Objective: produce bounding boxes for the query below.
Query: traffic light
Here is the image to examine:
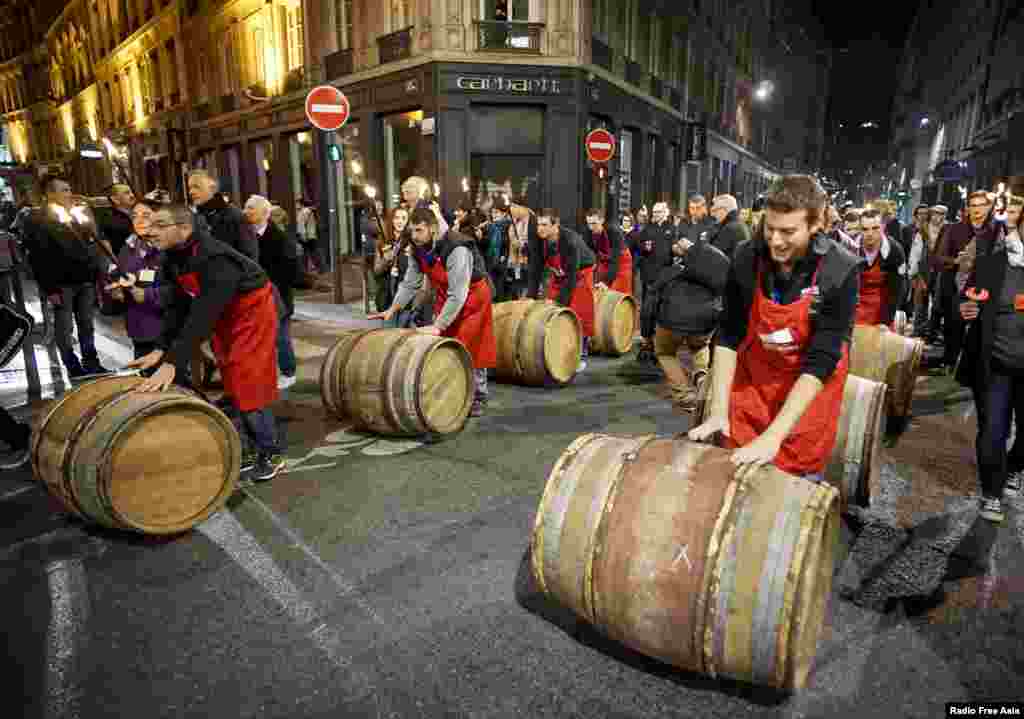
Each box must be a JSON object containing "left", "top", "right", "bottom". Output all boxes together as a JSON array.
[
  {"left": 328, "top": 144, "right": 341, "bottom": 163},
  {"left": 594, "top": 164, "right": 608, "bottom": 180}
]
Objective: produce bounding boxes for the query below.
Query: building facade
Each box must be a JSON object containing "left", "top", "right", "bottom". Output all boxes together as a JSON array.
[
  {"left": 2, "top": 0, "right": 832, "bottom": 253},
  {"left": 890, "top": 0, "right": 1024, "bottom": 220}
]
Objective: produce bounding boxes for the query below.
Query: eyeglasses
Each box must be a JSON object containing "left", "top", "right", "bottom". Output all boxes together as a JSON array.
[
  {"left": 968, "top": 202, "right": 991, "bottom": 209},
  {"left": 149, "top": 221, "right": 182, "bottom": 230}
]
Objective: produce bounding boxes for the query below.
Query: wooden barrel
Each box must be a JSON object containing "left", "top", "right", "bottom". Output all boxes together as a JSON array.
[
  {"left": 32, "top": 376, "right": 240, "bottom": 535},
  {"left": 698, "top": 373, "right": 884, "bottom": 512},
  {"left": 492, "top": 299, "right": 581, "bottom": 386},
  {"left": 823, "top": 375, "right": 886, "bottom": 510},
  {"left": 849, "top": 324, "right": 924, "bottom": 419},
  {"left": 532, "top": 434, "right": 839, "bottom": 690},
  {"left": 591, "top": 288, "right": 638, "bottom": 356},
  {"left": 320, "top": 328, "right": 474, "bottom": 436}
]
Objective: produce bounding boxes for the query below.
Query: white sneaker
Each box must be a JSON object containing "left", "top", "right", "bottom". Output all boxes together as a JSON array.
[
  {"left": 277, "top": 374, "right": 298, "bottom": 390},
  {"left": 1005, "top": 471, "right": 1023, "bottom": 497},
  {"left": 576, "top": 360, "right": 587, "bottom": 373}
]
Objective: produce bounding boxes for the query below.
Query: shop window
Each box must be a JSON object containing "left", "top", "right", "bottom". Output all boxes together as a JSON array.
[
  {"left": 471, "top": 105, "right": 543, "bottom": 155},
  {"left": 253, "top": 139, "right": 275, "bottom": 198},
  {"left": 382, "top": 110, "right": 425, "bottom": 209},
  {"left": 221, "top": 146, "right": 242, "bottom": 206},
  {"left": 288, "top": 132, "right": 316, "bottom": 207},
  {"left": 470, "top": 155, "right": 542, "bottom": 211}
]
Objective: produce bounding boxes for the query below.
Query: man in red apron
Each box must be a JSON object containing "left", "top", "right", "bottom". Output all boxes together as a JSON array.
[
  {"left": 531, "top": 209, "right": 597, "bottom": 373},
  {"left": 583, "top": 208, "right": 633, "bottom": 295},
  {"left": 128, "top": 204, "right": 284, "bottom": 485},
  {"left": 689, "top": 175, "right": 861, "bottom": 480},
  {"left": 855, "top": 208, "right": 907, "bottom": 328},
  {"left": 370, "top": 207, "right": 497, "bottom": 417}
]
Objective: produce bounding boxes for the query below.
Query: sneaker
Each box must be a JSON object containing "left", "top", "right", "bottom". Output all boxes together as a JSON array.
[
  {"left": 277, "top": 374, "right": 298, "bottom": 390},
  {"left": 0, "top": 445, "right": 30, "bottom": 470},
  {"left": 1005, "top": 471, "right": 1023, "bottom": 498},
  {"left": 238, "top": 454, "right": 285, "bottom": 486},
  {"left": 469, "top": 399, "right": 486, "bottom": 417},
  {"left": 979, "top": 496, "right": 1005, "bottom": 523},
  {"left": 240, "top": 450, "right": 259, "bottom": 472}
]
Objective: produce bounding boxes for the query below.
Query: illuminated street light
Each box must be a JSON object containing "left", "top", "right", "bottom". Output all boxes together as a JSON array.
[
  {"left": 351, "top": 159, "right": 363, "bottom": 175},
  {"left": 754, "top": 80, "right": 774, "bottom": 101},
  {"left": 364, "top": 185, "right": 377, "bottom": 200},
  {"left": 920, "top": 117, "right": 930, "bottom": 127}
]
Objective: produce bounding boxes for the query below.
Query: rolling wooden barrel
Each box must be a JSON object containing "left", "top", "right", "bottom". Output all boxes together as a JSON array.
[
  {"left": 532, "top": 434, "right": 839, "bottom": 690},
  {"left": 698, "top": 373, "right": 884, "bottom": 512},
  {"left": 492, "top": 300, "right": 581, "bottom": 386},
  {"left": 320, "top": 328, "right": 474, "bottom": 436},
  {"left": 591, "top": 287, "right": 638, "bottom": 356},
  {"left": 32, "top": 375, "right": 240, "bottom": 535},
  {"left": 849, "top": 324, "right": 924, "bottom": 419},
  {"left": 823, "top": 375, "right": 886, "bottom": 510}
]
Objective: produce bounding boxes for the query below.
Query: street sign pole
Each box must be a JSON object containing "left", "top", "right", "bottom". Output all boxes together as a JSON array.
[{"left": 305, "top": 85, "right": 352, "bottom": 306}]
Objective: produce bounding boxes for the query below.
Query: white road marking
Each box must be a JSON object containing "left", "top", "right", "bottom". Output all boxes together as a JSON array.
[
  {"left": 671, "top": 543, "right": 692, "bottom": 572},
  {"left": 44, "top": 558, "right": 90, "bottom": 719}
]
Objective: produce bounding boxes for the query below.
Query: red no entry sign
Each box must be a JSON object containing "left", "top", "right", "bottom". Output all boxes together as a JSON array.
[
  {"left": 585, "top": 129, "right": 616, "bottom": 164},
  {"left": 305, "top": 85, "right": 351, "bottom": 132}
]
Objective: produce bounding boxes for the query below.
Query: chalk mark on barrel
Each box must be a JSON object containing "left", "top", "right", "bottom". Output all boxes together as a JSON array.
[{"left": 672, "top": 543, "right": 693, "bottom": 572}]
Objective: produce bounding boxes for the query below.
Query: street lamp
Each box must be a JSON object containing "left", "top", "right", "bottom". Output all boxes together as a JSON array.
[
  {"left": 754, "top": 81, "right": 774, "bottom": 102},
  {"left": 920, "top": 117, "right": 930, "bottom": 127}
]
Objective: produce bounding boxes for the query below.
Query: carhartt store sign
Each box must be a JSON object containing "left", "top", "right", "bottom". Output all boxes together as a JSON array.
[{"left": 453, "top": 75, "right": 566, "bottom": 94}]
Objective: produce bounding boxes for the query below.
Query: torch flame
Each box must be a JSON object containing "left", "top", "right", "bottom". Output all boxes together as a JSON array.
[
  {"left": 433, "top": 183, "right": 441, "bottom": 198},
  {"left": 69, "top": 206, "right": 90, "bottom": 224},
  {"left": 461, "top": 177, "right": 469, "bottom": 193}
]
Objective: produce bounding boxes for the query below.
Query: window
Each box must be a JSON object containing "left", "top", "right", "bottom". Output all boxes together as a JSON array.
[
  {"left": 138, "top": 60, "right": 151, "bottom": 114},
  {"left": 286, "top": 4, "right": 304, "bottom": 71},
  {"left": 165, "top": 40, "right": 179, "bottom": 100},
  {"left": 149, "top": 50, "right": 163, "bottom": 107},
  {"left": 224, "top": 31, "right": 238, "bottom": 92},
  {"left": 392, "top": 0, "right": 413, "bottom": 30},
  {"left": 335, "top": 0, "right": 353, "bottom": 50}
]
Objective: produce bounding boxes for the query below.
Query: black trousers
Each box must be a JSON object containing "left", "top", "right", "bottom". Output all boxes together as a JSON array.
[
  {"left": 973, "top": 360, "right": 1024, "bottom": 497},
  {"left": 941, "top": 278, "right": 963, "bottom": 366}
]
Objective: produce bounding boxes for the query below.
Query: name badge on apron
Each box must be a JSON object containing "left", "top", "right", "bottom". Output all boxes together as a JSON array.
[
  {"left": 138, "top": 269, "right": 156, "bottom": 283},
  {"left": 1015, "top": 294, "right": 1024, "bottom": 312},
  {"left": 759, "top": 328, "right": 798, "bottom": 353}
]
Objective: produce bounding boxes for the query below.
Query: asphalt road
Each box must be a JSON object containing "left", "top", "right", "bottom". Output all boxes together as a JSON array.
[{"left": 1, "top": 304, "right": 1022, "bottom": 719}]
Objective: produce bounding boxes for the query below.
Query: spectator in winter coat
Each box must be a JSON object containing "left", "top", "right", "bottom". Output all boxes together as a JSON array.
[
  {"left": 708, "top": 194, "right": 750, "bottom": 259},
  {"left": 94, "top": 183, "right": 136, "bottom": 256},
  {"left": 244, "top": 195, "right": 299, "bottom": 390},
  {"left": 103, "top": 200, "right": 165, "bottom": 360},
  {"left": 188, "top": 170, "right": 259, "bottom": 261},
  {"left": 635, "top": 202, "right": 678, "bottom": 350}
]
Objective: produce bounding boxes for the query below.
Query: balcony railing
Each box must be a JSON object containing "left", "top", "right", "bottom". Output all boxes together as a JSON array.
[
  {"left": 378, "top": 26, "right": 413, "bottom": 65},
  {"left": 591, "top": 36, "right": 612, "bottom": 72},
  {"left": 475, "top": 21, "right": 544, "bottom": 53},
  {"left": 193, "top": 102, "right": 212, "bottom": 123},
  {"left": 219, "top": 93, "right": 238, "bottom": 115},
  {"left": 324, "top": 48, "right": 354, "bottom": 80},
  {"left": 625, "top": 59, "right": 644, "bottom": 87}
]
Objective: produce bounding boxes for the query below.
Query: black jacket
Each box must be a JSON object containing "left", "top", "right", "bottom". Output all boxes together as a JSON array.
[
  {"left": 528, "top": 228, "right": 595, "bottom": 305},
  {"left": 20, "top": 208, "right": 103, "bottom": 293},
  {"left": 710, "top": 211, "right": 749, "bottom": 259},
  {"left": 954, "top": 221, "right": 1010, "bottom": 391},
  {"left": 195, "top": 194, "right": 259, "bottom": 261},
  {"left": 257, "top": 222, "right": 299, "bottom": 316},
  {"left": 158, "top": 228, "right": 272, "bottom": 370},
  {"left": 95, "top": 206, "right": 134, "bottom": 256},
  {"left": 635, "top": 221, "right": 677, "bottom": 285},
  {"left": 859, "top": 234, "right": 908, "bottom": 325},
  {"left": 581, "top": 224, "right": 626, "bottom": 285},
  {"left": 641, "top": 241, "right": 730, "bottom": 337}
]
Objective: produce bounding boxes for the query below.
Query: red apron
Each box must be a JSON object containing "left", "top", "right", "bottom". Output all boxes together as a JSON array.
[
  {"left": 177, "top": 273, "right": 279, "bottom": 412},
  {"left": 854, "top": 256, "right": 888, "bottom": 326},
  {"left": 545, "top": 246, "right": 596, "bottom": 338},
  {"left": 419, "top": 254, "right": 497, "bottom": 369},
  {"left": 724, "top": 260, "right": 849, "bottom": 476},
  {"left": 597, "top": 248, "right": 634, "bottom": 295}
]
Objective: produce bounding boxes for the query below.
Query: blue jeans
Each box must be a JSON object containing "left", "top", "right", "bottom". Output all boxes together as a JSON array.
[
  {"left": 220, "top": 401, "right": 281, "bottom": 457},
  {"left": 277, "top": 315, "right": 297, "bottom": 377},
  {"left": 53, "top": 282, "right": 98, "bottom": 363},
  {"left": 973, "top": 361, "right": 1024, "bottom": 498}
]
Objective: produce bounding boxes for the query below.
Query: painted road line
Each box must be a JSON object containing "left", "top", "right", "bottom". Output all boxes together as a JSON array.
[
  {"left": 44, "top": 558, "right": 90, "bottom": 719},
  {"left": 197, "top": 511, "right": 379, "bottom": 702}
]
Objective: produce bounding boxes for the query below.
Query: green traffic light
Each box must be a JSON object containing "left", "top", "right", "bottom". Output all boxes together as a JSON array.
[{"left": 328, "top": 145, "right": 341, "bottom": 162}]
